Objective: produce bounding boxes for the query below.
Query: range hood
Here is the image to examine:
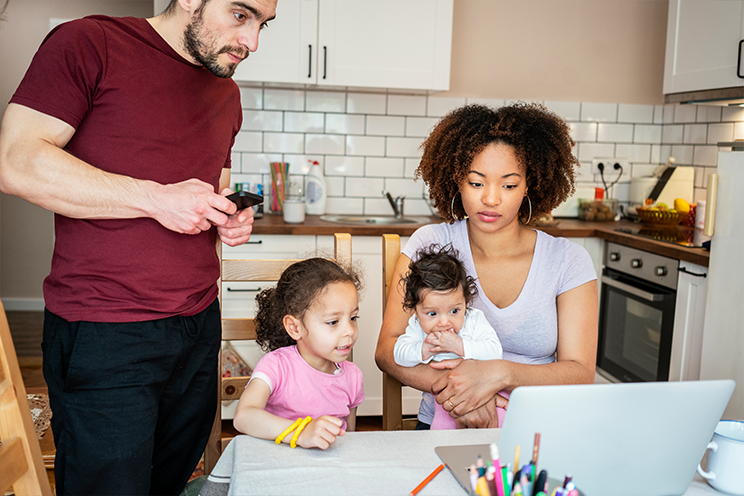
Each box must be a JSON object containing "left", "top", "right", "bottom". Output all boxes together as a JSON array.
[{"left": 665, "top": 87, "right": 744, "bottom": 106}]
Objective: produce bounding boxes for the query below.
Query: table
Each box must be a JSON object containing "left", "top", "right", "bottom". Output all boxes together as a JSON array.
[{"left": 199, "top": 430, "right": 720, "bottom": 496}]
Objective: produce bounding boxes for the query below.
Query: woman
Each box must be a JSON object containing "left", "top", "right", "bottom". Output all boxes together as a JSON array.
[{"left": 375, "top": 102, "right": 598, "bottom": 428}]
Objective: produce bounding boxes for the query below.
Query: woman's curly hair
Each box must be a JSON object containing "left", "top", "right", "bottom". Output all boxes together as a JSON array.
[
  {"left": 417, "top": 102, "right": 578, "bottom": 224},
  {"left": 401, "top": 244, "right": 478, "bottom": 311},
  {"left": 254, "top": 258, "right": 362, "bottom": 352}
]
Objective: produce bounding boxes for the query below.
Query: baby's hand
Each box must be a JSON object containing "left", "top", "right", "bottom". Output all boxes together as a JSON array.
[
  {"left": 296, "top": 415, "right": 346, "bottom": 450},
  {"left": 424, "top": 330, "right": 464, "bottom": 357}
]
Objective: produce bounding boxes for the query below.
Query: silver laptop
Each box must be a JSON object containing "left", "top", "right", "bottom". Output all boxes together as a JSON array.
[{"left": 494, "top": 380, "right": 735, "bottom": 496}]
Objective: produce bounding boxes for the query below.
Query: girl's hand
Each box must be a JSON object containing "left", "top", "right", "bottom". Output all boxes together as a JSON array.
[
  {"left": 424, "top": 330, "right": 464, "bottom": 357},
  {"left": 296, "top": 415, "right": 346, "bottom": 450},
  {"left": 430, "top": 358, "right": 509, "bottom": 420}
]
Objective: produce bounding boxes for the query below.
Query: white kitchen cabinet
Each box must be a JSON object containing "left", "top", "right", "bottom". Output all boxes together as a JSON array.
[
  {"left": 663, "top": 0, "right": 744, "bottom": 95},
  {"left": 233, "top": 0, "right": 454, "bottom": 92},
  {"left": 669, "top": 261, "right": 708, "bottom": 382}
]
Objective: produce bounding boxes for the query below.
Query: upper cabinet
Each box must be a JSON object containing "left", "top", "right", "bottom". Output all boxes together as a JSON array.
[
  {"left": 664, "top": 0, "right": 744, "bottom": 97},
  {"left": 232, "top": 0, "right": 454, "bottom": 92}
]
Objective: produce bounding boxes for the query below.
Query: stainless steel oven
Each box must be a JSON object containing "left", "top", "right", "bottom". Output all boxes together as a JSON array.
[{"left": 597, "top": 242, "right": 679, "bottom": 383}]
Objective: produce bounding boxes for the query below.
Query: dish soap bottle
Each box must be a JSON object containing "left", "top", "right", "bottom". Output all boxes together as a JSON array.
[{"left": 305, "top": 160, "right": 326, "bottom": 215}]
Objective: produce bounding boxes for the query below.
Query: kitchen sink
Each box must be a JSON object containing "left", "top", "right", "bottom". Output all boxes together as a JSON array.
[{"left": 319, "top": 215, "right": 430, "bottom": 225}]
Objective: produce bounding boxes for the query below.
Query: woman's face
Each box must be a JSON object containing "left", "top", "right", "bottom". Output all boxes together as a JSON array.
[{"left": 459, "top": 142, "right": 527, "bottom": 231}]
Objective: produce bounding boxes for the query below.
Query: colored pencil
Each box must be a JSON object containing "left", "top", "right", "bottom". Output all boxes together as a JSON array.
[{"left": 409, "top": 463, "right": 445, "bottom": 496}]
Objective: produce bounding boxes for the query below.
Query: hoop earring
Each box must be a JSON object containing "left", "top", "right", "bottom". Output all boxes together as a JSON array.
[
  {"left": 450, "top": 192, "right": 460, "bottom": 221},
  {"left": 524, "top": 196, "right": 532, "bottom": 224}
]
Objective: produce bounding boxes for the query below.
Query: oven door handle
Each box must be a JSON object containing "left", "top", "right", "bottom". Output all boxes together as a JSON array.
[{"left": 601, "top": 275, "right": 672, "bottom": 302}]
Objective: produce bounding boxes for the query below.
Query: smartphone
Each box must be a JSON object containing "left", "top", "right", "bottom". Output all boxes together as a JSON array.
[{"left": 226, "top": 190, "right": 264, "bottom": 210}]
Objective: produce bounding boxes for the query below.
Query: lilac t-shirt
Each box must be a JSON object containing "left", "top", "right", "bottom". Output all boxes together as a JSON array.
[
  {"left": 403, "top": 221, "right": 597, "bottom": 365},
  {"left": 250, "top": 345, "right": 365, "bottom": 430}
]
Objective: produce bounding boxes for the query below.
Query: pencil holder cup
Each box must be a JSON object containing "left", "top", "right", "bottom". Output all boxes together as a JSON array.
[{"left": 697, "top": 420, "right": 744, "bottom": 495}]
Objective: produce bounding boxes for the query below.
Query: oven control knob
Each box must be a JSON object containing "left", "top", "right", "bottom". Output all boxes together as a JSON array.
[
  {"left": 655, "top": 266, "right": 667, "bottom": 277},
  {"left": 631, "top": 259, "right": 643, "bottom": 269},
  {"left": 609, "top": 252, "right": 620, "bottom": 262}
]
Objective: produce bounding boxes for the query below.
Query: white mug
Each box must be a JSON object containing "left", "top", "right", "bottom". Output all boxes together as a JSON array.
[
  {"left": 697, "top": 420, "right": 744, "bottom": 495},
  {"left": 283, "top": 199, "right": 306, "bottom": 224}
]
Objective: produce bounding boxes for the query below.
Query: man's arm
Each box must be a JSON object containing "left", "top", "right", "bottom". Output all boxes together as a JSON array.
[{"left": 0, "top": 104, "right": 238, "bottom": 233}]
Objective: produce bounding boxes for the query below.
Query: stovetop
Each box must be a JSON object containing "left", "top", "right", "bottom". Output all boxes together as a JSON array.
[{"left": 614, "top": 227, "right": 710, "bottom": 249}]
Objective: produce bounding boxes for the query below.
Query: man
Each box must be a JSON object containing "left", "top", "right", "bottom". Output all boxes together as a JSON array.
[{"left": 0, "top": 0, "right": 277, "bottom": 493}]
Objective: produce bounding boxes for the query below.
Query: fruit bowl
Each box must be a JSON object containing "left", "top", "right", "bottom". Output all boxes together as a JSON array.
[{"left": 636, "top": 207, "right": 686, "bottom": 226}]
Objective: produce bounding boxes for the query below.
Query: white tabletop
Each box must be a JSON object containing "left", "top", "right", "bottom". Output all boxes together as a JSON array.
[{"left": 199, "top": 429, "right": 720, "bottom": 496}]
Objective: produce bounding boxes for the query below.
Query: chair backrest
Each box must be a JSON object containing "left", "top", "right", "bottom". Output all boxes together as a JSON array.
[
  {"left": 381, "top": 234, "right": 417, "bottom": 430},
  {"left": 204, "top": 233, "right": 352, "bottom": 473},
  {"left": 0, "top": 302, "right": 53, "bottom": 496}
]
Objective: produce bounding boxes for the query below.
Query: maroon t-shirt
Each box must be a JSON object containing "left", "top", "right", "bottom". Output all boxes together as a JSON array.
[{"left": 10, "top": 16, "right": 242, "bottom": 322}]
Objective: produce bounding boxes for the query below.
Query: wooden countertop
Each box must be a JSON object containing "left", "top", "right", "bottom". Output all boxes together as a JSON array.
[{"left": 252, "top": 215, "right": 710, "bottom": 267}]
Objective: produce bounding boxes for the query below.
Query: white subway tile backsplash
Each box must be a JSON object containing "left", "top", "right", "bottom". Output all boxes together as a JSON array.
[
  {"left": 240, "top": 153, "right": 280, "bottom": 174},
  {"left": 653, "top": 106, "right": 665, "bottom": 125},
  {"left": 598, "top": 123, "right": 634, "bottom": 143},
  {"left": 242, "top": 110, "right": 283, "bottom": 132},
  {"left": 683, "top": 124, "right": 708, "bottom": 144},
  {"left": 673, "top": 105, "right": 697, "bottom": 124},
  {"left": 708, "top": 123, "right": 734, "bottom": 144},
  {"left": 284, "top": 112, "right": 324, "bottom": 133},
  {"left": 465, "top": 97, "right": 505, "bottom": 109},
  {"left": 282, "top": 156, "right": 318, "bottom": 175},
  {"left": 693, "top": 166, "right": 706, "bottom": 188},
  {"left": 427, "top": 97, "right": 466, "bottom": 117},
  {"left": 387, "top": 94, "right": 427, "bottom": 116},
  {"left": 233, "top": 131, "right": 263, "bottom": 152},
  {"left": 325, "top": 176, "right": 345, "bottom": 196},
  {"left": 693, "top": 145, "right": 718, "bottom": 167},
  {"left": 263, "top": 132, "right": 304, "bottom": 154},
  {"left": 365, "top": 198, "right": 396, "bottom": 215},
  {"left": 735, "top": 122, "right": 744, "bottom": 140},
  {"left": 658, "top": 144, "right": 673, "bottom": 164},
  {"left": 326, "top": 156, "right": 365, "bottom": 177},
  {"left": 633, "top": 125, "right": 662, "bottom": 144},
  {"left": 306, "top": 91, "right": 346, "bottom": 113},
  {"left": 406, "top": 117, "right": 438, "bottom": 138},
  {"left": 346, "top": 135, "right": 385, "bottom": 156},
  {"left": 618, "top": 104, "right": 654, "bottom": 124},
  {"left": 580, "top": 102, "right": 617, "bottom": 122},
  {"left": 568, "top": 122, "right": 597, "bottom": 142},
  {"left": 574, "top": 161, "right": 594, "bottom": 181},
  {"left": 366, "top": 115, "right": 405, "bottom": 136},
  {"left": 662, "top": 124, "right": 684, "bottom": 144},
  {"left": 305, "top": 133, "right": 345, "bottom": 155},
  {"left": 615, "top": 144, "right": 652, "bottom": 163},
  {"left": 544, "top": 101, "right": 581, "bottom": 121},
  {"left": 404, "top": 157, "right": 421, "bottom": 178},
  {"left": 577, "top": 142, "right": 615, "bottom": 162},
  {"left": 630, "top": 163, "right": 659, "bottom": 178},
  {"left": 723, "top": 106, "right": 744, "bottom": 123},
  {"left": 325, "top": 114, "right": 365, "bottom": 135},
  {"left": 346, "top": 177, "right": 385, "bottom": 197},
  {"left": 671, "top": 144, "right": 694, "bottom": 164},
  {"left": 239, "top": 87, "right": 263, "bottom": 110},
  {"left": 326, "top": 197, "right": 363, "bottom": 215},
  {"left": 347, "top": 93, "right": 386, "bottom": 114},
  {"left": 697, "top": 105, "right": 722, "bottom": 123},
  {"left": 387, "top": 137, "right": 424, "bottom": 158},
  {"left": 365, "top": 157, "right": 405, "bottom": 178},
  {"left": 385, "top": 177, "right": 425, "bottom": 198},
  {"left": 662, "top": 105, "right": 675, "bottom": 124},
  {"left": 264, "top": 89, "right": 305, "bottom": 111},
  {"left": 405, "top": 198, "right": 437, "bottom": 217}
]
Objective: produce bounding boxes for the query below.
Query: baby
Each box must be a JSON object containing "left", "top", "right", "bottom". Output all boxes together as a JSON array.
[{"left": 394, "top": 244, "right": 505, "bottom": 429}]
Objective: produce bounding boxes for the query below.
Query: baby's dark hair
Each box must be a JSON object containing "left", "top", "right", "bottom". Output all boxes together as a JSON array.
[
  {"left": 401, "top": 244, "right": 478, "bottom": 311},
  {"left": 254, "top": 258, "right": 362, "bottom": 352}
]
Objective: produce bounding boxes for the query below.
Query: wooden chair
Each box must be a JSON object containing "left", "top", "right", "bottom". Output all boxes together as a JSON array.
[
  {"left": 204, "top": 233, "right": 352, "bottom": 474},
  {"left": 381, "top": 234, "right": 418, "bottom": 431},
  {"left": 0, "top": 301, "right": 53, "bottom": 496}
]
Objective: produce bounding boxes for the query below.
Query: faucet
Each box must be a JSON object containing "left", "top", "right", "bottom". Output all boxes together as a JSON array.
[{"left": 384, "top": 191, "right": 405, "bottom": 219}]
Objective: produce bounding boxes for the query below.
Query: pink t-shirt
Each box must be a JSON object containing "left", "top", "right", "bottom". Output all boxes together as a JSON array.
[{"left": 250, "top": 346, "right": 365, "bottom": 430}]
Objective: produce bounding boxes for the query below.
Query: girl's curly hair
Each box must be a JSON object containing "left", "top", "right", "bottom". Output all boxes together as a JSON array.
[
  {"left": 254, "top": 258, "right": 362, "bottom": 352},
  {"left": 417, "top": 102, "right": 578, "bottom": 224},
  {"left": 401, "top": 244, "right": 477, "bottom": 311}
]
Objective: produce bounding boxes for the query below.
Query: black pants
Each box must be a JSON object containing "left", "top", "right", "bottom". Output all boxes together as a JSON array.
[{"left": 42, "top": 299, "right": 221, "bottom": 496}]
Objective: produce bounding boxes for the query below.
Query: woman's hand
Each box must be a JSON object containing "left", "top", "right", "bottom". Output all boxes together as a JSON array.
[
  {"left": 454, "top": 393, "right": 510, "bottom": 428},
  {"left": 430, "top": 358, "right": 510, "bottom": 420}
]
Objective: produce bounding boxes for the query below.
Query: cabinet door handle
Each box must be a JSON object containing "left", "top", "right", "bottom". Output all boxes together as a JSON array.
[
  {"left": 678, "top": 267, "right": 706, "bottom": 278},
  {"left": 243, "top": 240, "right": 263, "bottom": 245},
  {"left": 226, "top": 287, "right": 262, "bottom": 293},
  {"left": 323, "top": 46, "right": 327, "bottom": 79},
  {"left": 738, "top": 40, "right": 744, "bottom": 78},
  {"left": 308, "top": 45, "right": 312, "bottom": 78}
]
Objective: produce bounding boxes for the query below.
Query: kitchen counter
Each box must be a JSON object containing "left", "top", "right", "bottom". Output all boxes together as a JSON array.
[{"left": 251, "top": 215, "right": 710, "bottom": 267}]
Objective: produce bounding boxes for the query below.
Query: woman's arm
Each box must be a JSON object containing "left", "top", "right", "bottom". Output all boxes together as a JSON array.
[
  {"left": 432, "top": 279, "right": 599, "bottom": 425},
  {"left": 375, "top": 254, "right": 448, "bottom": 392}
]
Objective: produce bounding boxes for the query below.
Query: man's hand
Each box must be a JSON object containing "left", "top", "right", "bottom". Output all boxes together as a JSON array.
[
  {"left": 214, "top": 188, "right": 255, "bottom": 246},
  {"left": 150, "top": 179, "right": 236, "bottom": 234},
  {"left": 296, "top": 416, "right": 346, "bottom": 450}
]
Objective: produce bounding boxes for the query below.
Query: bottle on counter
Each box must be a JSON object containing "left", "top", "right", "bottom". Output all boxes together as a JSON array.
[{"left": 305, "top": 160, "right": 327, "bottom": 215}]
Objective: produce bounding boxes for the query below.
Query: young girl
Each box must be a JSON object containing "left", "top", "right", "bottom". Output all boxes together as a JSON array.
[
  {"left": 393, "top": 244, "right": 506, "bottom": 429},
  {"left": 233, "top": 258, "right": 364, "bottom": 450}
]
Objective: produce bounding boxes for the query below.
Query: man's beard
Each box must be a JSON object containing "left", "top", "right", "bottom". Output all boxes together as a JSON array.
[{"left": 183, "top": 10, "right": 247, "bottom": 78}]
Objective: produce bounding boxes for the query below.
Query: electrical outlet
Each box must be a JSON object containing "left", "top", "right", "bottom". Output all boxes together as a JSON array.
[{"left": 591, "top": 157, "right": 630, "bottom": 175}]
